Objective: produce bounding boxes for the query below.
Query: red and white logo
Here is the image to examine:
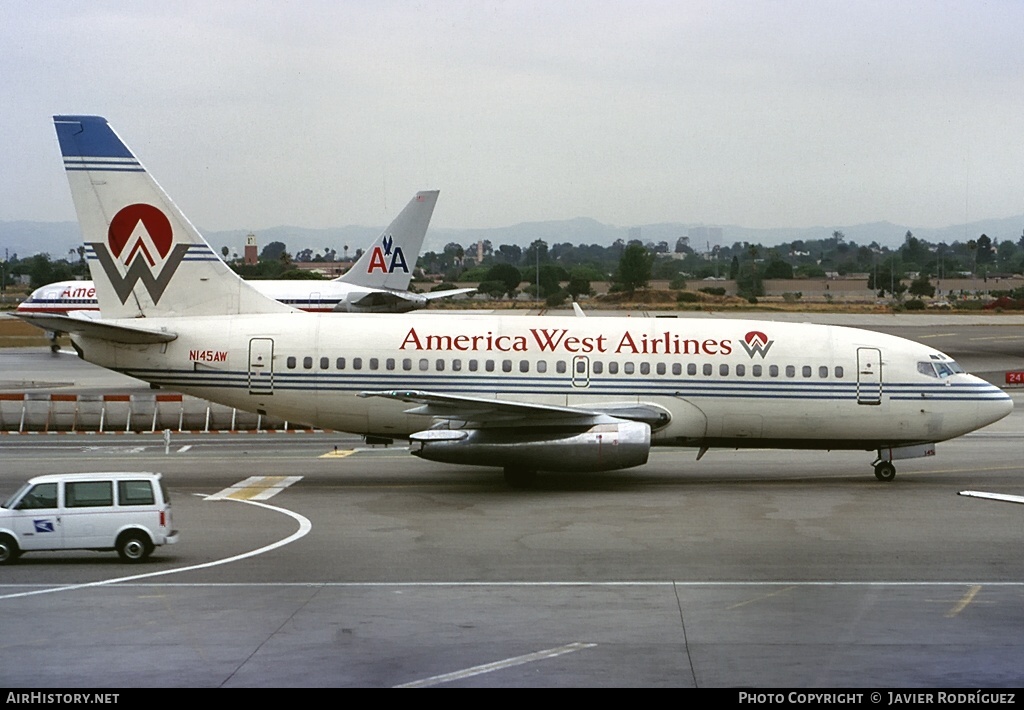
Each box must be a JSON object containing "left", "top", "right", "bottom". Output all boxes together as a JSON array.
[
  {"left": 740, "top": 330, "right": 774, "bottom": 358},
  {"left": 90, "top": 203, "right": 189, "bottom": 304}
]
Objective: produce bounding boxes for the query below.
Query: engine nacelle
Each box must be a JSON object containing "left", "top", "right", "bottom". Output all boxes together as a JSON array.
[{"left": 409, "top": 420, "right": 651, "bottom": 472}]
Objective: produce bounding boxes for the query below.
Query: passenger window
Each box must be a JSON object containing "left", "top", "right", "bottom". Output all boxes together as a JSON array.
[
  {"left": 502, "top": 360, "right": 512, "bottom": 373},
  {"left": 353, "top": 358, "right": 362, "bottom": 370},
  {"left": 119, "top": 480, "right": 155, "bottom": 506},
  {"left": 286, "top": 356, "right": 296, "bottom": 369},
  {"left": 537, "top": 361, "right": 547, "bottom": 373},
  {"left": 520, "top": 361, "right": 530, "bottom": 373},
  {"left": 769, "top": 365, "right": 779, "bottom": 377},
  {"left": 703, "top": 364, "right": 712, "bottom": 376},
  {"left": 608, "top": 362, "right": 619, "bottom": 374},
  {"left": 687, "top": 364, "right": 696, "bottom": 376},
  {"left": 624, "top": 362, "right": 635, "bottom": 375},
  {"left": 640, "top": 363, "right": 650, "bottom": 375},
  {"left": 452, "top": 359, "right": 462, "bottom": 372},
  {"left": 435, "top": 359, "right": 445, "bottom": 371},
  {"left": 785, "top": 365, "right": 795, "bottom": 378},
  {"left": 819, "top": 366, "right": 829, "bottom": 378},
  {"left": 656, "top": 363, "right": 665, "bottom": 375},
  {"left": 486, "top": 360, "right": 496, "bottom": 372},
  {"left": 336, "top": 357, "right": 346, "bottom": 370},
  {"left": 802, "top": 366, "right": 812, "bottom": 378},
  {"left": 369, "top": 358, "right": 379, "bottom": 370},
  {"left": 419, "top": 359, "right": 429, "bottom": 371},
  {"left": 403, "top": 358, "right": 412, "bottom": 371},
  {"left": 556, "top": 361, "right": 566, "bottom": 374},
  {"left": 835, "top": 366, "right": 844, "bottom": 378},
  {"left": 736, "top": 364, "right": 745, "bottom": 376},
  {"left": 469, "top": 360, "right": 479, "bottom": 372},
  {"left": 753, "top": 365, "right": 762, "bottom": 377},
  {"left": 672, "top": 363, "right": 681, "bottom": 376},
  {"left": 720, "top": 364, "right": 729, "bottom": 376},
  {"left": 303, "top": 356, "right": 313, "bottom": 369},
  {"left": 386, "top": 359, "right": 396, "bottom": 371},
  {"left": 16, "top": 482, "right": 58, "bottom": 510},
  {"left": 66, "top": 481, "right": 113, "bottom": 508},
  {"left": 320, "top": 357, "right": 329, "bottom": 370}
]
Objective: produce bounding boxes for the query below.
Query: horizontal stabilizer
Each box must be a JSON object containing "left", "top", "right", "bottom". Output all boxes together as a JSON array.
[{"left": 13, "top": 313, "right": 177, "bottom": 344}]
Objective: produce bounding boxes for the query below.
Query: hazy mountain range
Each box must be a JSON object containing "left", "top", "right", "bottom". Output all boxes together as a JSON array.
[{"left": 2, "top": 214, "right": 1022, "bottom": 262}]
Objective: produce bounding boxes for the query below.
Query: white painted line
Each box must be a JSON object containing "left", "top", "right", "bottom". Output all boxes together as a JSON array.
[
  {"left": 206, "top": 475, "right": 302, "bottom": 501},
  {"left": 0, "top": 497, "right": 312, "bottom": 601},
  {"left": 394, "top": 642, "right": 597, "bottom": 688},
  {"left": 177, "top": 445, "right": 192, "bottom": 453}
]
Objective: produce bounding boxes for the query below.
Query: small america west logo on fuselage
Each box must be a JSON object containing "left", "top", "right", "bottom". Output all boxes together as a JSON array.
[
  {"left": 366, "top": 234, "right": 409, "bottom": 274},
  {"left": 740, "top": 330, "right": 774, "bottom": 358},
  {"left": 89, "top": 203, "right": 189, "bottom": 304}
]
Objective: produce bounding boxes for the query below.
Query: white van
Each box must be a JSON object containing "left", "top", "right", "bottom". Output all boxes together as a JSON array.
[{"left": 0, "top": 472, "right": 178, "bottom": 564}]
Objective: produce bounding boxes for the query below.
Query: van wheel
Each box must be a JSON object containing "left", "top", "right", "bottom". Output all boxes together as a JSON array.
[
  {"left": 0, "top": 534, "right": 20, "bottom": 565},
  {"left": 116, "top": 532, "right": 152, "bottom": 563}
]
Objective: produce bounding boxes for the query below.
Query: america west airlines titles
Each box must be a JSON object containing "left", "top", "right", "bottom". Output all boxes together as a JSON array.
[{"left": 398, "top": 326, "right": 775, "bottom": 358}]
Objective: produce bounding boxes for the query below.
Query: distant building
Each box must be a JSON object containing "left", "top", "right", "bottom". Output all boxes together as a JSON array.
[{"left": 243, "top": 233, "right": 258, "bottom": 265}]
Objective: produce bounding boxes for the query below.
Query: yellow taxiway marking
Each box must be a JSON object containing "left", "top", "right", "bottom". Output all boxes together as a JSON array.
[
  {"left": 726, "top": 585, "right": 797, "bottom": 610},
  {"left": 946, "top": 584, "right": 982, "bottom": 618},
  {"left": 320, "top": 449, "right": 357, "bottom": 459},
  {"left": 207, "top": 475, "right": 302, "bottom": 501}
]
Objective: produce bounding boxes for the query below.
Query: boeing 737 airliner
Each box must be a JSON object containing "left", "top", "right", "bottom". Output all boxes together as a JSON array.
[{"left": 19, "top": 115, "right": 1013, "bottom": 487}]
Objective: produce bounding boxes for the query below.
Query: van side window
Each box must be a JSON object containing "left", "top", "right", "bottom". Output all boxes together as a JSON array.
[
  {"left": 66, "top": 481, "right": 113, "bottom": 508},
  {"left": 119, "top": 480, "right": 156, "bottom": 506},
  {"left": 16, "top": 482, "right": 58, "bottom": 510}
]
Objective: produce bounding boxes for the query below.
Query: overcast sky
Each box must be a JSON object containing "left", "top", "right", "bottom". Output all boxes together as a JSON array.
[{"left": 2, "top": 1, "right": 1023, "bottom": 234}]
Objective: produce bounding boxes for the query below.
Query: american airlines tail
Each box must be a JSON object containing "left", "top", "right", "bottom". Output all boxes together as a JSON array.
[
  {"left": 340, "top": 190, "right": 439, "bottom": 291},
  {"left": 53, "top": 115, "right": 293, "bottom": 318}
]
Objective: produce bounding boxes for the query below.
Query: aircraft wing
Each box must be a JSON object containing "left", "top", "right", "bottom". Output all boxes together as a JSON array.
[
  {"left": 13, "top": 313, "right": 177, "bottom": 345},
  {"left": 959, "top": 491, "right": 1024, "bottom": 505},
  {"left": 359, "top": 389, "right": 669, "bottom": 427}
]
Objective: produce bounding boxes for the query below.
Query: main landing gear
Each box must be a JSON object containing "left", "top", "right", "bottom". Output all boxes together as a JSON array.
[{"left": 873, "top": 460, "right": 896, "bottom": 482}]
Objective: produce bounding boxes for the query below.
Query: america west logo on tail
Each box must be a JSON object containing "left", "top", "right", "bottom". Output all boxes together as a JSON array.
[
  {"left": 366, "top": 233, "right": 409, "bottom": 275},
  {"left": 90, "top": 203, "right": 189, "bottom": 304}
]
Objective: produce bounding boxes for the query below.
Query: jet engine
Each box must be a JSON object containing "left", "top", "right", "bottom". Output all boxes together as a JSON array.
[{"left": 409, "top": 420, "right": 651, "bottom": 472}]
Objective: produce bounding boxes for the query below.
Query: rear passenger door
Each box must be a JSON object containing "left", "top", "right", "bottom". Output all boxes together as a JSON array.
[{"left": 61, "top": 480, "right": 116, "bottom": 549}]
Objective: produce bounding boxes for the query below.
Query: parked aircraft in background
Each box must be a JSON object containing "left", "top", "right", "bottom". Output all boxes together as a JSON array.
[
  {"left": 18, "top": 115, "right": 1013, "bottom": 487},
  {"left": 16, "top": 189, "right": 473, "bottom": 324}
]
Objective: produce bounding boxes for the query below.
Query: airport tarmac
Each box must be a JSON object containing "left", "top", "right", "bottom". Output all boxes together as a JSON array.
[{"left": 0, "top": 315, "right": 1022, "bottom": 687}]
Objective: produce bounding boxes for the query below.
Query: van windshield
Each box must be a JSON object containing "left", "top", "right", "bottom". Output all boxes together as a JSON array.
[{"left": 2, "top": 483, "right": 32, "bottom": 509}]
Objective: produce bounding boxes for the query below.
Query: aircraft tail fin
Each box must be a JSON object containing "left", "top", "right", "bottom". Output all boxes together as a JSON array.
[
  {"left": 339, "top": 190, "right": 439, "bottom": 290},
  {"left": 53, "top": 115, "right": 294, "bottom": 318}
]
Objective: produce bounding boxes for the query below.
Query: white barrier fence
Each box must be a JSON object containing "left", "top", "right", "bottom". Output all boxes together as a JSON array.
[{"left": 0, "top": 392, "right": 303, "bottom": 433}]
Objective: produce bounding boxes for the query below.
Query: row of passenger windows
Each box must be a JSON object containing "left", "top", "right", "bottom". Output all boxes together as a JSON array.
[{"left": 284, "top": 355, "right": 844, "bottom": 379}]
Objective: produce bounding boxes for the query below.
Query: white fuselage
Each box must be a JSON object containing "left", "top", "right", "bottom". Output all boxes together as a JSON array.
[{"left": 71, "top": 312, "right": 1012, "bottom": 450}]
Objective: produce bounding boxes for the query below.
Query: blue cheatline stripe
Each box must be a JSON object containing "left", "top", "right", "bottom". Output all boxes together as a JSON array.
[{"left": 115, "top": 368, "right": 1007, "bottom": 403}]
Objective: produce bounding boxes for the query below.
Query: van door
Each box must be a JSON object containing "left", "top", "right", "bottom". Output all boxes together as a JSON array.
[
  {"left": 61, "top": 480, "right": 116, "bottom": 548},
  {"left": 10, "top": 482, "right": 62, "bottom": 551}
]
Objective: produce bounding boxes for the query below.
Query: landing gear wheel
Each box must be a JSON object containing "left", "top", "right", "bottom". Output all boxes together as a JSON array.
[
  {"left": 874, "top": 461, "right": 896, "bottom": 482},
  {"left": 503, "top": 467, "right": 538, "bottom": 489}
]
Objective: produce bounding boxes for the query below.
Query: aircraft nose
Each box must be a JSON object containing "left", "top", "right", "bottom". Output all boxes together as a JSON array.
[{"left": 975, "top": 380, "right": 1013, "bottom": 429}]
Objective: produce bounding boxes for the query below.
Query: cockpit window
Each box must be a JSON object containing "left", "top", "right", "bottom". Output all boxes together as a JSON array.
[{"left": 918, "top": 360, "right": 964, "bottom": 379}]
